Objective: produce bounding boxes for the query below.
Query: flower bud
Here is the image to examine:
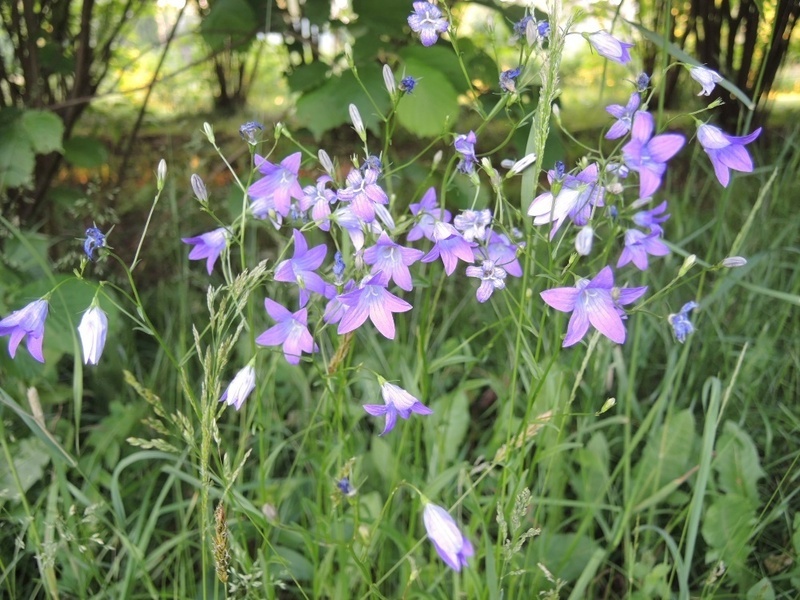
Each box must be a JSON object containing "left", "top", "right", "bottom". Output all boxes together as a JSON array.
[
  {"left": 678, "top": 254, "right": 696, "bottom": 277},
  {"left": 507, "top": 152, "right": 537, "bottom": 176},
  {"left": 721, "top": 256, "right": 747, "bottom": 268},
  {"left": 431, "top": 150, "right": 443, "bottom": 170},
  {"left": 318, "top": 149, "right": 335, "bottom": 177},
  {"left": 156, "top": 159, "right": 167, "bottom": 191},
  {"left": 349, "top": 104, "right": 366, "bottom": 141},
  {"left": 78, "top": 305, "right": 108, "bottom": 366},
  {"left": 203, "top": 122, "right": 215, "bottom": 144},
  {"left": 191, "top": 174, "right": 208, "bottom": 202},
  {"left": 382, "top": 64, "right": 396, "bottom": 96},
  {"left": 575, "top": 226, "right": 594, "bottom": 256}
]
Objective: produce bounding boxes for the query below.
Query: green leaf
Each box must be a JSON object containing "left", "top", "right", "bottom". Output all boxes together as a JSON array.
[
  {"left": 634, "top": 409, "right": 696, "bottom": 495},
  {"left": 63, "top": 135, "right": 108, "bottom": 168},
  {"left": 20, "top": 109, "right": 64, "bottom": 154},
  {"left": 396, "top": 57, "right": 460, "bottom": 138},
  {"left": 571, "top": 432, "right": 609, "bottom": 502},
  {"left": 746, "top": 578, "right": 775, "bottom": 600},
  {"left": 427, "top": 390, "right": 470, "bottom": 470},
  {"left": 0, "top": 437, "right": 51, "bottom": 504},
  {"left": 0, "top": 119, "right": 36, "bottom": 189},
  {"left": 352, "top": 0, "right": 411, "bottom": 36},
  {"left": 701, "top": 494, "right": 757, "bottom": 573},
  {"left": 200, "top": 0, "right": 257, "bottom": 52},
  {"left": 286, "top": 62, "right": 330, "bottom": 94},
  {"left": 714, "top": 421, "right": 765, "bottom": 502}
]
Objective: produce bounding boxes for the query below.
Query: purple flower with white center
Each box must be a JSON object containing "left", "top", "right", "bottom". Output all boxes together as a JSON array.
[
  {"left": 689, "top": 66, "right": 722, "bottom": 96},
  {"left": 454, "top": 209, "right": 492, "bottom": 242},
  {"left": 633, "top": 200, "right": 670, "bottom": 234},
  {"left": 421, "top": 221, "right": 475, "bottom": 276},
  {"left": 605, "top": 93, "right": 640, "bottom": 140},
  {"left": 255, "top": 299, "right": 316, "bottom": 365},
  {"left": 337, "top": 167, "right": 388, "bottom": 223},
  {"left": 220, "top": 363, "right": 256, "bottom": 410},
  {"left": 0, "top": 298, "right": 49, "bottom": 363},
  {"left": 617, "top": 229, "right": 670, "bottom": 271},
  {"left": 527, "top": 163, "right": 605, "bottom": 239},
  {"left": 408, "top": 187, "right": 451, "bottom": 242},
  {"left": 454, "top": 131, "right": 478, "bottom": 175},
  {"left": 588, "top": 31, "right": 634, "bottom": 65},
  {"left": 336, "top": 276, "right": 412, "bottom": 339},
  {"left": 483, "top": 231, "right": 523, "bottom": 277},
  {"left": 500, "top": 67, "right": 522, "bottom": 93},
  {"left": 274, "top": 229, "right": 328, "bottom": 307},
  {"left": 399, "top": 76, "right": 418, "bottom": 94},
  {"left": 182, "top": 228, "right": 228, "bottom": 275},
  {"left": 669, "top": 301, "right": 698, "bottom": 343},
  {"left": 248, "top": 152, "right": 305, "bottom": 218},
  {"left": 696, "top": 124, "right": 761, "bottom": 187},
  {"left": 77, "top": 305, "right": 108, "bottom": 366},
  {"left": 302, "top": 176, "right": 337, "bottom": 231},
  {"left": 362, "top": 232, "right": 424, "bottom": 291},
  {"left": 363, "top": 379, "right": 432, "bottom": 435},
  {"left": 408, "top": 1, "right": 449, "bottom": 47},
  {"left": 622, "top": 112, "right": 685, "bottom": 199},
  {"left": 541, "top": 266, "right": 647, "bottom": 347},
  {"left": 422, "top": 502, "right": 474, "bottom": 572},
  {"left": 84, "top": 226, "right": 106, "bottom": 261},
  {"left": 466, "top": 260, "right": 507, "bottom": 302}
]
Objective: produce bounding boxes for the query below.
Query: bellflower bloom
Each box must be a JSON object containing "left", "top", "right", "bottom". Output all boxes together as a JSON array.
[
  {"left": 239, "top": 121, "right": 264, "bottom": 145},
  {"left": 363, "top": 232, "right": 424, "bottom": 291},
  {"left": 499, "top": 67, "right": 522, "bottom": 93},
  {"left": 219, "top": 364, "right": 256, "bottom": 410},
  {"left": 454, "top": 131, "right": 478, "bottom": 175},
  {"left": 696, "top": 124, "right": 762, "bottom": 187},
  {"left": 669, "top": 301, "right": 698, "bottom": 343},
  {"left": 336, "top": 276, "right": 412, "bottom": 339},
  {"left": 422, "top": 502, "right": 474, "bottom": 572},
  {"left": 575, "top": 225, "right": 594, "bottom": 256},
  {"left": 77, "top": 305, "right": 108, "bottom": 365},
  {"left": 588, "top": 31, "right": 634, "bottom": 64},
  {"left": 689, "top": 66, "right": 722, "bottom": 96},
  {"left": 337, "top": 167, "right": 389, "bottom": 223},
  {"left": 541, "top": 266, "right": 647, "bottom": 347},
  {"left": 484, "top": 231, "right": 523, "bottom": 277},
  {"left": 617, "top": 229, "right": 670, "bottom": 270},
  {"left": 84, "top": 226, "right": 106, "bottom": 261},
  {"left": 182, "top": 228, "right": 228, "bottom": 275},
  {"left": 331, "top": 205, "right": 382, "bottom": 251},
  {"left": 256, "top": 299, "right": 316, "bottom": 365},
  {"left": 605, "top": 93, "right": 640, "bottom": 140},
  {"left": 622, "top": 112, "right": 685, "bottom": 199},
  {"left": 302, "top": 176, "right": 337, "bottom": 231},
  {"left": 408, "top": 1, "right": 449, "bottom": 47},
  {"left": 399, "top": 76, "right": 418, "bottom": 94},
  {"left": 454, "top": 209, "right": 492, "bottom": 242},
  {"left": 363, "top": 380, "right": 432, "bottom": 435},
  {"left": 0, "top": 298, "right": 49, "bottom": 363},
  {"left": 407, "top": 187, "right": 451, "bottom": 242},
  {"left": 466, "top": 260, "right": 507, "bottom": 302},
  {"left": 421, "top": 221, "right": 475, "bottom": 276},
  {"left": 248, "top": 152, "right": 304, "bottom": 218},
  {"left": 633, "top": 200, "right": 670, "bottom": 234},
  {"left": 274, "top": 229, "right": 328, "bottom": 306}
]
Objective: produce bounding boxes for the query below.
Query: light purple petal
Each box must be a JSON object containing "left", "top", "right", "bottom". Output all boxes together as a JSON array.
[
  {"left": 540, "top": 287, "right": 579, "bottom": 312},
  {"left": 586, "top": 296, "right": 627, "bottom": 343}
]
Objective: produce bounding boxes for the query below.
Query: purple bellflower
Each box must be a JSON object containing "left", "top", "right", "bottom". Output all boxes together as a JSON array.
[
  {"left": 454, "top": 209, "right": 492, "bottom": 242},
  {"left": 481, "top": 231, "right": 523, "bottom": 277},
  {"left": 696, "top": 123, "right": 761, "bottom": 187},
  {"left": 302, "top": 176, "right": 337, "bottom": 231},
  {"left": 182, "top": 227, "right": 228, "bottom": 275},
  {"left": 408, "top": 1, "right": 449, "bottom": 47},
  {"left": 362, "top": 232, "right": 424, "bottom": 291},
  {"left": 617, "top": 229, "right": 670, "bottom": 271},
  {"left": 499, "top": 67, "right": 522, "bottom": 93},
  {"left": 454, "top": 131, "right": 478, "bottom": 174},
  {"left": 541, "top": 266, "right": 647, "bottom": 347},
  {"left": 363, "top": 380, "right": 432, "bottom": 435},
  {"left": 84, "top": 226, "right": 106, "bottom": 261},
  {"left": 408, "top": 187, "right": 452, "bottom": 242},
  {"left": 336, "top": 276, "right": 412, "bottom": 339},
  {"left": 422, "top": 502, "right": 474, "bottom": 572},
  {"left": 669, "top": 301, "right": 698, "bottom": 343},
  {"left": 633, "top": 200, "right": 670, "bottom": 234},
  {"left": 220, "top": 363, "right": 256, "bottom": 410},
  {"left": 399, "top": 76, "right": 418, "bottom": 94},
  {"left": 689, "top": 66, "right": 722, "bottom": 96},
  {"left": 622, "top": 112, "right": 685, "bottom": 199},
  {"left": 466, "top": 260, "right": 507, "bottom": 302},
  {"left": 588, "top": 31, "right": 634, "bottom": 64},
  {"left": 274, "top": 229, "right": 328, "bottom": 307},
  {"left": 256, "top": 299, "right": 316, "bottom": 365},
  {"left": 605, "top": 93, "right": 640, "bottom": 140},
  {"left": 0, "top": 298, "right": 49, "bottom": 363},
  {"left": 337, "top": 167, "right": 389, "bottom": 223},
  {"left": 323, "top": 279, "right": 354, "bottom": 326},
  {"left": 248, "top": 152, "right": 305, "bottom": 218},
  {"left": 77, "top": 304, "right": 108, "bottom": 365},
  {"left": 421, "top": 221, "right": 475, "bottom": 276},
  {"left": 239, "top": 121, "right": 264, "bottom": 145}
]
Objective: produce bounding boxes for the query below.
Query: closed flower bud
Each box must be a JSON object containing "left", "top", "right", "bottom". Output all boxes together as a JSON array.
[
  {"left": 191, "top": 174, "right": 208, "bottom": 202},
  {"left": 382, "top": 64, "right": 396, "bottom": 96},
  {"left": 575, "top": 226, "right": 594, "bottom": 256},
  {"left": 318, "top": 149, "right": 335, "bottom": 177},
  {"left": 203, "top": 122, "right": 215, "bottom": 144},
  {"left": 508, "top": 152, "right": 538, "bottom": 176},
  {"left": 157, "top": 159, "right": 167, "bottom": 191},
  {"left": 219, "top": 364, "right": 256, "bottom": 411},
  {"left": 678, "top": 254, "right": 696, "bottom": 277},
  {"left": 721, "top": 256, "right": 747, "bottom": 268},
  {"left": 349, "top": 104, "right": 366, "bottom": 141},
  {"left": 431, "top": 150, "right": 443, "bottom": 170},
  {"left": 77, "top": 305, "right": 108, "bottom": 365}
]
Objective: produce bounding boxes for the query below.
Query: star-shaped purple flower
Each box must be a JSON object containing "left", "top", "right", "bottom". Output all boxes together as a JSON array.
[
  {"left": 696, "top": 123, "right": 761, "bottom": 187},
  {"left": 622, "top": 112, "right": 685, "bottom": 199},
  {"left": 336, "top": 276, "right": 412, "bottom": 339},
  {"left": 363, "top": 232, "right": 424, "bottom": 291},
  {"left": 0, "top": 298, "right": 50, "bottom": 363},
  {"left": 617, "top": 229, "right": 670, "bottom": 271},
  {"left": 363, "top": 380, "right": 432, "bottom": 435},
  {"left": 274, "top": 229, "right": 328, "bottom": 307},
  {"left": 454, "top": 131, "right": 478, "bottom": 175},
  {"left": 255, "top": 299, "right": 316, "bottom": 365},
  {"left": 466, "top": 260, "right": 507, "bottom": 302},
  {"left": 337, "top": 167, "right": 388, "bottom": 223},
  {"left": 248, "top": 152, "right": 305, "bottom": 218},
  {"left": 541, "top": 266, "right": 647, "bottom": 347},
  {"left": 302, "top": 175, "right": 337, "bottom": 231},
  {"left": 421, "top": 221, "right": 475, "bottom": 276},
  {"left": 633, "top": 200, "right": 670, "bottom": 234},
  {"left": 408, "top": 1, "right": 449, "bottom": 47},
  {"left": 605, "top": 93, "right": 640, "bottom": 140},
  {"left": 407, "top": 187, "right": 451, "bottom": 242},
  {"left": 182, "top": 227, "right": 229, "bottom": 275}
]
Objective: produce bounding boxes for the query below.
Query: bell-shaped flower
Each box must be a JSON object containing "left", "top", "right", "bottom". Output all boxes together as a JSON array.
[
  {"left": 363, "top": 379, "right": 432, "bottom": 435},
  {"left": 408, "top": 1, "right": 449, "bottom": 47},
  {"left": 274, "top": 229, "right": 328, "bottom": 307},
  {"left": 182, "top": 227, "right": 229, "bottom": 275},
  {"left": 421, "top": 221, "right": 475, "bottom": 276},
  {"left": 422, "top": 502, "right": 474, "bottom": 572},
  {"left": 77, "top": 304, "right": 108, "bottom": 365},
  {"left": 407, "top": 187, "right": 451, "bottom": 242},
  {"left": 587, "top": 31, "right": 634, "bottom": 64},
  {"left": 0, "top": 298, "right": 49, "bottom": 363},
  {"left": 336, "top": 276, "right": 412, "bottom": 339},
  {"left": 219, "top": 363, "right": 256, "bottom": 410},
  {"left": 248, "top": 152, "right": 305, "bottom": 218},
  {"left": 362, "top": 232, "right": 423, "bottom": 291},
  {"left": 696, "top": 123, "right": 761, "bottom": 187},
  {"left": 256, "top": 299, "right": 316, "bottom": 365},
  {"left": 689, "top": 66, "right": 722, "bottom": 96},
  {"left": 622, "top": 112, "right": 685, "bottom": 199}
]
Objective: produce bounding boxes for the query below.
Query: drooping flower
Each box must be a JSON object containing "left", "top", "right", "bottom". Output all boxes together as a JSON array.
[
  {"left": 220, "top": 363, "right": 256, "bottom": 410},
  {"left": 83, "top": 226, "right": 106, "bottom": 261},
  {"left": 454, "top": 209, "right": 492, "bottom": 242},
  {"left": 77, "top": 304, "right": 108, "bottom": 365},
  {"left": 454, "top": 131, "right": 478, "bottom": 175},
  {"left": 696, "top": 123, "right": 762, "bottom": 187},
  {"left": 465, "top": 260, "right": 507, "bottom": 302},
  {"left": 182, "top": 228, "right": 228, "bottom": 275},
  {"left": 255, "top": 299, "right": 316, "bottom": 365},
  {"left": 248, "top": 152, "right": 305, "bottom": 218},
  {"left": 605, "top": 93, "right": 640, "bottom": 140},
  {"left": 363, "top": 380, "right": 432, "bottom": 435},
  {"left": 408, "top": 1, "right": 449, "bottom": 47},
  {"left": 422, "top": 502, "right": 474, "bottom": 572},
  {"left": 337, "top": 477, "right": 357, "bottom": 497},
  {"left": 632, "top": 200, "right": 670, "bottom": 234},
  {"left": 622, "top": 112, "right": 685, "bottom": 199},
  {"left": 499, "top": 67, "right": 522, "bottom": 93},
  {"left": 421, "top": 221, "right": 475, "bottom": 276},
  {"left": 668, "top": 301, "right": 698, "bottom": 343},
  {"left": 617, "top": 229, "right": 670, "bottom": 271},
  {"left": 362, "top": 232, "right": 424, "bottom": 291},
  {"left": 274, "top": 229, "right": 328, "bottom": 307},
  {"left": 0, "top": 298, "right": 49, "bottom": 363},
  {"left": 575, "top": 225, "right": 594, "bottom": 256},
  {"left": 588, "top": 31, "right": 634, "bottom": 64},
  {"left": 540, "top": 266, "right": 647, "bottom": 347},
  {"left": 689, "top": 66, "right": 722, "bottom": 96},
  {"left": 337, "top": 167, "right": 389, "bottom": 223},
  {"left": 399, "top": 76, "right": 418, "bottom": 94},
  {"left": 407, "top": 187, "right": 451, "bottom": 242},
  {"left": 302, "top": 176, "right": 337, "bottom": 231},
  {"left": 336, "top": 276, "right": 412, "bottom": 339},
  {"left": 635, "top": 72, "right": 650, "bottom": 92}
]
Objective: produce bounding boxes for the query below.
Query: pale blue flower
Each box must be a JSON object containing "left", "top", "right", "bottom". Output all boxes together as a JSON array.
[
  {"left": 422, "top": 502, "right": 473, "bottom": 572},
  {"left": 669, "top": 301, "right": 698, "bottom": 343},
  {"left": 408, "top": 1, "right": 449, "bottom": 46},
  {"left": 588, "top": 31, "right": 634, "bottom": 64},
  {"left": 182, "top": 228, "right": 228, "bottom": 275},
  {"left": 256, "top": 299, "right": 316, "bottom": 365},
  {"left": 697, "top": 124, "right": 761, "bottom": 187},
  {"left": 363, "top": 380, "right": 432, "bottom": 435},
  {"left": 0, "top": 298, "right": 49, "bottom": 363},
  {"left": 220, "top": 364, "right": 256, "bottom": 410}
]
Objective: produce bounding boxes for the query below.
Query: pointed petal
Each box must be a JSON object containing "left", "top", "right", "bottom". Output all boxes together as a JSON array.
[
  {"left": 587, "top": 297, "right": 626, "bottom": 343},
  {"left": 630, "top": 111, "right": 653, "bottom": 142},
  {"left": 648, "top": 134, "right": 685, "bottom": 162},
  {"left": 563, "top": 303, "right": 590, "bottom": 346},
  {"left": 540, "top": 287, "right": 579, "bottom": 312}
]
